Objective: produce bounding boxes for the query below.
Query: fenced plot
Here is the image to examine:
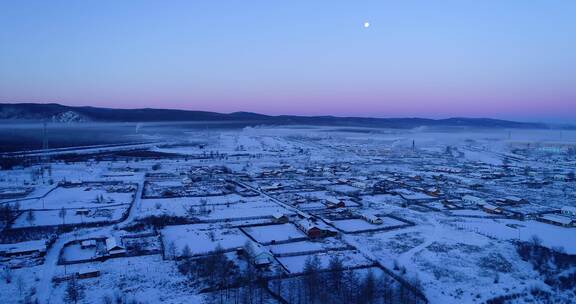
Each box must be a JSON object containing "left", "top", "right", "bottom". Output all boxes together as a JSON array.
[
  {"left": 331, "top": 216, "right": 408, "bottom": 233},
  {"left": 242, "top": 223, "right": 307, "bottom": 244},
  {"left": 277, "top": 250, "right": 373, "bottom": 274}
]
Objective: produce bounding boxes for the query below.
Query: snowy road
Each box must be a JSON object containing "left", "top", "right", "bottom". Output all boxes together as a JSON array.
[{"left": 35, "top": 179, "right": 144, "bottom": 304}]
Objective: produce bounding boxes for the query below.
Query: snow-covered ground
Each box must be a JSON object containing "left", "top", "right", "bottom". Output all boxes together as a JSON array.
[{"left": 1, "top": 125, "right": 575, "bottom": 304}]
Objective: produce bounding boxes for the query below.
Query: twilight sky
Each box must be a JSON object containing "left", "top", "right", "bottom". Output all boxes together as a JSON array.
[{"left": 0, "top": 1, "right": 575, "bottom": 121}]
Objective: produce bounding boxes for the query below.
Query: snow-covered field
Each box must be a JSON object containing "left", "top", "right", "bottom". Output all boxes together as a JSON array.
[
  {"left": 277, "top": 250, "right": 373, "bottom": 274},
  {"left": 331, "top": 217, "right": 406, "bottom": 233},
  {"left": 161, "top": 224, "right": 251, "bottom": 257},
  {"left": 242, "top": 223, "right": 306, "bottom": 244}
]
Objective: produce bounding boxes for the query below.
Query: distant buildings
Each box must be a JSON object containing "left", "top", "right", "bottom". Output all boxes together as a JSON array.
[{"left": 462, "top": 195, "right": 486, "bottom": 206}]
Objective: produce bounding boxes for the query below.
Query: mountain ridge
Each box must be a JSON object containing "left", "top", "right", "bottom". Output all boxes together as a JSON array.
[{"left": 0, "top": 102, "right": 557, "bottom": 129}]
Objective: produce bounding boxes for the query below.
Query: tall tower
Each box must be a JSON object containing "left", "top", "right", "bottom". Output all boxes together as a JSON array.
[{"left": 42, "top": 121, "right": 48, "bottom": 151}]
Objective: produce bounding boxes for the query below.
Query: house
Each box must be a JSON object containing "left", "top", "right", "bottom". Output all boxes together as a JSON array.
[
  {"left": 297, "top": 220, "right": 323, "bottom": 238},
  {"left": 0, "top": 240, "right": 47, "bottom": 257},
  {"left": 76, "top": 209, "right": 90, "bottom": 216},
  {"left": 105, "top": 237, "right": 126, "bottom": 256},
  {"left": 481, "top": 203, "right": 502, "bottom": 214},
  {"left": 462, "top": 195, "right": 486, "bottom": 206},
  {"left": 351, "top": 181, "right": 367, "bottom": 189},
  {"left": 296, "top": 220, "right": 323, "bottom": 238},
  {"left": 399, "top": 191, "right": 436, "bottom": 203},
  {"left": 504, "top": 196, "right": 526, "bottom": 205},
  {"left": 252, "top": 249, "right": 274, "bottom": 267},
  {"left": 77, "top": 268, "right": 100, "bottom": 279},
  {"left": 295, "top": 219, "right": 337, "bottom": 238},
  {"left": 261, "top": 183, "right": 282, "bottom": 191},
  {"left": 561, "top": 206, "right": 576, "bottom": 218},
  {"left": 426, "top": 187, "right": 440, "bottom": 197},
  {"left": 81, "top": 240, "right": 97, "bottom": 249},
  {"left": 361, "top": 213, "right": 383, "bottom": 225},
  {"left": 539, "top": 214, "right": 574, "bottom": 227},
  {"left": 325, "top": 198, "right": 345, "bottom": 209},
  {"left": 272, "top": 212, "right": 289, "bottom": 223},
  {"left": 443, "top": 199, "right": 461, "bottom": 210}
]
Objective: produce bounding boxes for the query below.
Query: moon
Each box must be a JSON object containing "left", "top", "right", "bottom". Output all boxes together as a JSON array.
[{"left": 363, "top": 21, "right": 370, "bottom": 28}]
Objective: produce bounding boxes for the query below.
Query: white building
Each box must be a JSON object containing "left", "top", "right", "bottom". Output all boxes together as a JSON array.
[
  {"left": 462, "top": 195, "right": 486, "bottom": 206},
  {"left": 105, "top": 237, "right": 126, "bottom": 256},
  {"left": 361, "top": 213, "right": 383, "bottom": 225}
]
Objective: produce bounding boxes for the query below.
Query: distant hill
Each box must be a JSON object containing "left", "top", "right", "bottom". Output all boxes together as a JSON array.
[{"left": 0, "top": 102, "right": 552, "bottom": 129}]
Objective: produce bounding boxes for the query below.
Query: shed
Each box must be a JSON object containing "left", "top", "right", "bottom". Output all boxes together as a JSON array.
[
  {"left": 105, "top": 237, "right": 126, "bottom": 256},
  {"left": 481, "top": 203, "right": 502, "bottom": 214},
  {"left": 540, "top": 214, "right": 574, "bottom": 227},
  {"left": 81, "top": 240, "right": 97, "bottom": 249},
  {"left": 462, "top": 195, "right": 486, "bottom": 206},
  {"left": 77, "top": 268, "right": 100, "bottom": 279},
  {"left": 272, "top": 212, "right": 289, "bottom": 223}
]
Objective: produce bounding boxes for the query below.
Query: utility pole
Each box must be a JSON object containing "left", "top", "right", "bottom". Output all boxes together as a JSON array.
[{"left": 41, "top": 120, "right": 52, "bottom": 183}]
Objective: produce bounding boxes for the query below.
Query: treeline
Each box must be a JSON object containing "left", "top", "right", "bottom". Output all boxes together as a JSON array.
[
  {"left": 516, "top": 236, "right": 576, "bottom": 301},
  {"left": 177, "top": 243, "right": 274, "bottom": 304},
  {"left": 0, "top": 202, "right": 20, "bottom": 227},
  {"left": 271, "top": 255, "right": 423, "bottom": 304}
]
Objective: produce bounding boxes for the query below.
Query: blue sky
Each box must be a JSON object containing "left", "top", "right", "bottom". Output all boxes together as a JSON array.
[{"left": 0, "top": 1, "right": 575, "bottom": 122}]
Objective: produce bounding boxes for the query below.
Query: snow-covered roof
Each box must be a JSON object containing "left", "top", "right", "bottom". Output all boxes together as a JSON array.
[
  {"left": 77, "top": 267, "right": 99, "bottom": 275},
  {"left": 541, "top": 214, "right": 574, "bottom": 225},
  {"left": 296, "top": 219, "right": 318, "bottom": 231},
  {"left": 105, "top": 237, "right": 124, "bottom": 251},
  {"left": 272, "top": 212, "right": 287, "bottom": 219},
  {"left": 482, "top": 203, "right": 500, "bottom": 211},
  {"left": 462, "top": 195, "right": 486, "bottom": 204},
  {"left": 0, "top": 240, "right": 46, "bottom": 255},
  {"left": 81, "top": 240, "right": 97, "bottom": 247},
  {"left": 361, "top": 213, "right": 380, "bottom": 221}
]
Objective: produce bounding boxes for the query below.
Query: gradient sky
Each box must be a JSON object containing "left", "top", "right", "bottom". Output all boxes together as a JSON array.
[{"left": 0, "top": 1, "right": 575, "bottom": 121}]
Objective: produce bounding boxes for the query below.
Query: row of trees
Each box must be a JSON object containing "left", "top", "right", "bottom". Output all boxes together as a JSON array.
[
  {"left": 517, "top": 237, "right": 576, "bottom": 292},
  {"left": 177, "top": 243, "right": 271, "bottom": 304},
  {"left": 175, "top": 242, "right": 424, "bottom": 304},
  {"left": 272, "top": 255, "right": 423, "bottom": 304}
]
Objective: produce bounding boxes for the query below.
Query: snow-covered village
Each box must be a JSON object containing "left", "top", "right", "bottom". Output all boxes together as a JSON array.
[
  {"left": 2, "top": 1, "right": 576, "bottom": 303},
  {"left": 1, "top": 124, "right": 575, "bottom": 304}
]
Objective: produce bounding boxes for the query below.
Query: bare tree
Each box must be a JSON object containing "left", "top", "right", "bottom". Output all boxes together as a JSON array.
[
  {"left": 26, "top": 210, "right": 35, "bottom": 224},
  {"left": 166, "top": 241, "right": 177, "bottom": 260},
  {"left": 1, "top": 266, "right": 12, "bottom": 284},
  {"left": 16, "top": 275, "right": 25, "bottom": 297},
  {"left": 64, "top": 277, "right": 85, "bottom": 304},
  {"left": 59, "top": 207, "right": 67, "bottom": 226},
  {"left": 181, "top": 244, "right": 192, "bottom": 259}
]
